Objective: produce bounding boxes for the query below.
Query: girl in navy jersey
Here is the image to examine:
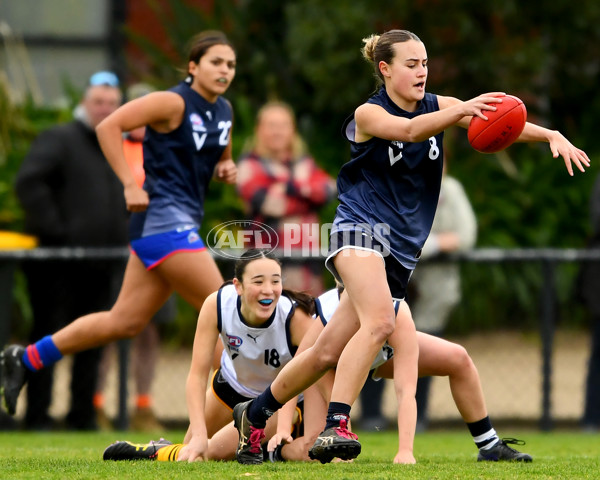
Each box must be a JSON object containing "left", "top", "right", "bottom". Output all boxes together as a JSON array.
[
  {"left": 232, "top": 29, "right": 590, "bottom": 465},
  {"left": 102, "top": 249, "right": 314, "bottom": 463},
  {"left": 0, "top": 31, "right": 238, "bottom": 417}
]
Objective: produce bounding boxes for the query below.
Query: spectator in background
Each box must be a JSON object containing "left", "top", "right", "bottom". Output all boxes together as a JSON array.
[
  {"left": 94, "top": 83, "right": 177, "bottom": 432},
  {"left": 237, "top": 101, "right": 336, "bottom": 297},
  {"left": 15, "top": 71, "right": 126, "bottom": 430},
  {"left": 410, "top": 165, "right": 477, "bottom": 431},
  {"left": 579, "top": 172, "right": 600, "bottom": 432}
]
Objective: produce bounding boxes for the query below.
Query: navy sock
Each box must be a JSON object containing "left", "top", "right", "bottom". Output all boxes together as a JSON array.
[
  {"left": 467, "top": 416, "right": 499, "bottom": 449},
  {"left": 247, "top": 386, "right": 283, "bottom": 428},
  {"left": 22, "top": 335, "right": 63, "bottom": 371},
  {"left": 325, "top": 402, "right": 351, "bottom": 429},
  {"left": 267, "top": 443, "right": 286, "bottom": 462}
]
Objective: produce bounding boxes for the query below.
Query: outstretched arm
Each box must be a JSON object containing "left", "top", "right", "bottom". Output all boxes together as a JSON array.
[
  {"left": 355, "top": 93, "right": 503, "bottom": 144},
  {"left": 450, "top": 95, "right": 590, "bottom": 177},
  {"left": 385, "top": 302, "right": 419, "bottom": 464},
  {"left": 515, "top": 123, "right": 590, "bottom": 176},
  {"left": 178, "top": 292, "right": 220, "bottom": 462}
]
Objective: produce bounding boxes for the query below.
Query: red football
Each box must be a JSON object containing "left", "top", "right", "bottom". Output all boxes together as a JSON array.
[{"left": 468, "top": 95, "right": 527, "bottom": 153}]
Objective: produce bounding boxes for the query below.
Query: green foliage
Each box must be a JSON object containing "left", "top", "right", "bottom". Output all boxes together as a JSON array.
[
  {"left": 123, "top": 0, "right": 600, "bottom": 334},
  {"left": 2, "top": 1, "right": 599, "bottom": 336},
  {"left": 126, "top": 0, "right": 600, "bottom": 243},
  {"left": 0, "top": 79, "right": 33, "bottom": 230},
  {"left": 0, "top": 80, "right": 72, "bottom": 231}
]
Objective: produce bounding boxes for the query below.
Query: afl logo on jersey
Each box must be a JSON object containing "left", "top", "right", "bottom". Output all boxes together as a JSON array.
[
  {"left": 189, "top": 113, "right": 206, "bottom": 132},
  {"left": 190, "top": 113, "right": 208, "bottom": 150},
  {"left": 226, "top": 334, "right": 243, "bottom": 351}
]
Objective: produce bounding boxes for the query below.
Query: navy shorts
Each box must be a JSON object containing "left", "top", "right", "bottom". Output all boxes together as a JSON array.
[
  {"left": 325, "top": 227, "right": 412, "bottom": 300},
  {"left": 211, "top": 368, "right": 252, "bottom": 410},
  {"left": 130, "top": 227, "right": 206, "bottom": 270}
]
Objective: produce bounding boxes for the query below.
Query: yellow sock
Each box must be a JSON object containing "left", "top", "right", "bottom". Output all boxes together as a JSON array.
[{"left": 156, "top": 444, "right": 184, "bottom": 462}]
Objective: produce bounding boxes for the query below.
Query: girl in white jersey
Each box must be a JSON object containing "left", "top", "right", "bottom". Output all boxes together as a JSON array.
[
  {"left": 103, "top": 249, "right": 314, "bottom": 462},
  {"left": 233, "top": 29, "right": 589, "bottom": 465}
]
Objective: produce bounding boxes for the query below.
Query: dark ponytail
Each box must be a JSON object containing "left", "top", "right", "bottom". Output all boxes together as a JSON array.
[{"left": 283, "top": 289, "right": 316, "bottom": 316}]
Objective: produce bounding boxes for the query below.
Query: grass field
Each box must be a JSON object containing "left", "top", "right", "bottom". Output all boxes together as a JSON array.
[{"left": 0, "top": 429, "right": 599, "bottom": 479}]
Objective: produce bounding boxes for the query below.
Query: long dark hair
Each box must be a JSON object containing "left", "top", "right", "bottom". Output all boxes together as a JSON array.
[
  {"left": 183, "top": 30, "right": 235, "bottom": 83},
  {"left": 232, "top": 249, "right": 315, "bottom": 315},
  {"left": 187, "top": 30, "right": 235, "bottom": 64}
]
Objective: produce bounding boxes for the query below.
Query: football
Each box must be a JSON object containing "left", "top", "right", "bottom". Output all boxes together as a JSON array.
[{"left": 467, "top": 95, "right": 527, "bottom": 153}]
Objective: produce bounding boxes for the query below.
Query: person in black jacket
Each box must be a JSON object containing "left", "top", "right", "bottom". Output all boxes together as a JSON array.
[{"left": 15, "top": 71, "right": 126, "bottom": 430}]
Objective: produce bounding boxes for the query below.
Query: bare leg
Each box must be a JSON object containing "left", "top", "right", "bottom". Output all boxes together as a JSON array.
[
  {"left": 154, "top": 250, "right": 225, "bottom": 375},
  {"left": 52, "top": 250, "right": 223, "bottom": 354},
  {"left": 270, "top": 294, "right": 360, "bottom": 403},
  {"left": 376, "top": 332, "right": 488, "bottom": 423},
  {"left": 206, "top": 422, "right": 239, "bottom": 461},
  {"left": 328, "top": 251, "right": 397, "bottom": 406},
  {"left": 385, "top": 302, "right": 418, "bottom": 464},
  {"left": 153, "top": 250, "right": 223, "bottom": 311},
  {"left": 52, "top": 255, "right": 172, "bottom": 353},
  {"left": 415, "top": 333, "right": 487, "bottom": 422},
  {"left": 280, "top": 370, "right": 333, "bottom": 461}
]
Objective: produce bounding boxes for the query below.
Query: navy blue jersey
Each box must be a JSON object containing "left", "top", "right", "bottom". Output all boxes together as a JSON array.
[
  {"left": 334, "top": 88, "right": 444, "bottom": 270},
  {"left": 129, "top": 81, "right": 233, "bottom": 239}
]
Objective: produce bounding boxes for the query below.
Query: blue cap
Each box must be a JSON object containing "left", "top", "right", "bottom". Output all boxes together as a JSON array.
[{"left": 88, "top": 71, "right": 120, "bottom": 87}]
